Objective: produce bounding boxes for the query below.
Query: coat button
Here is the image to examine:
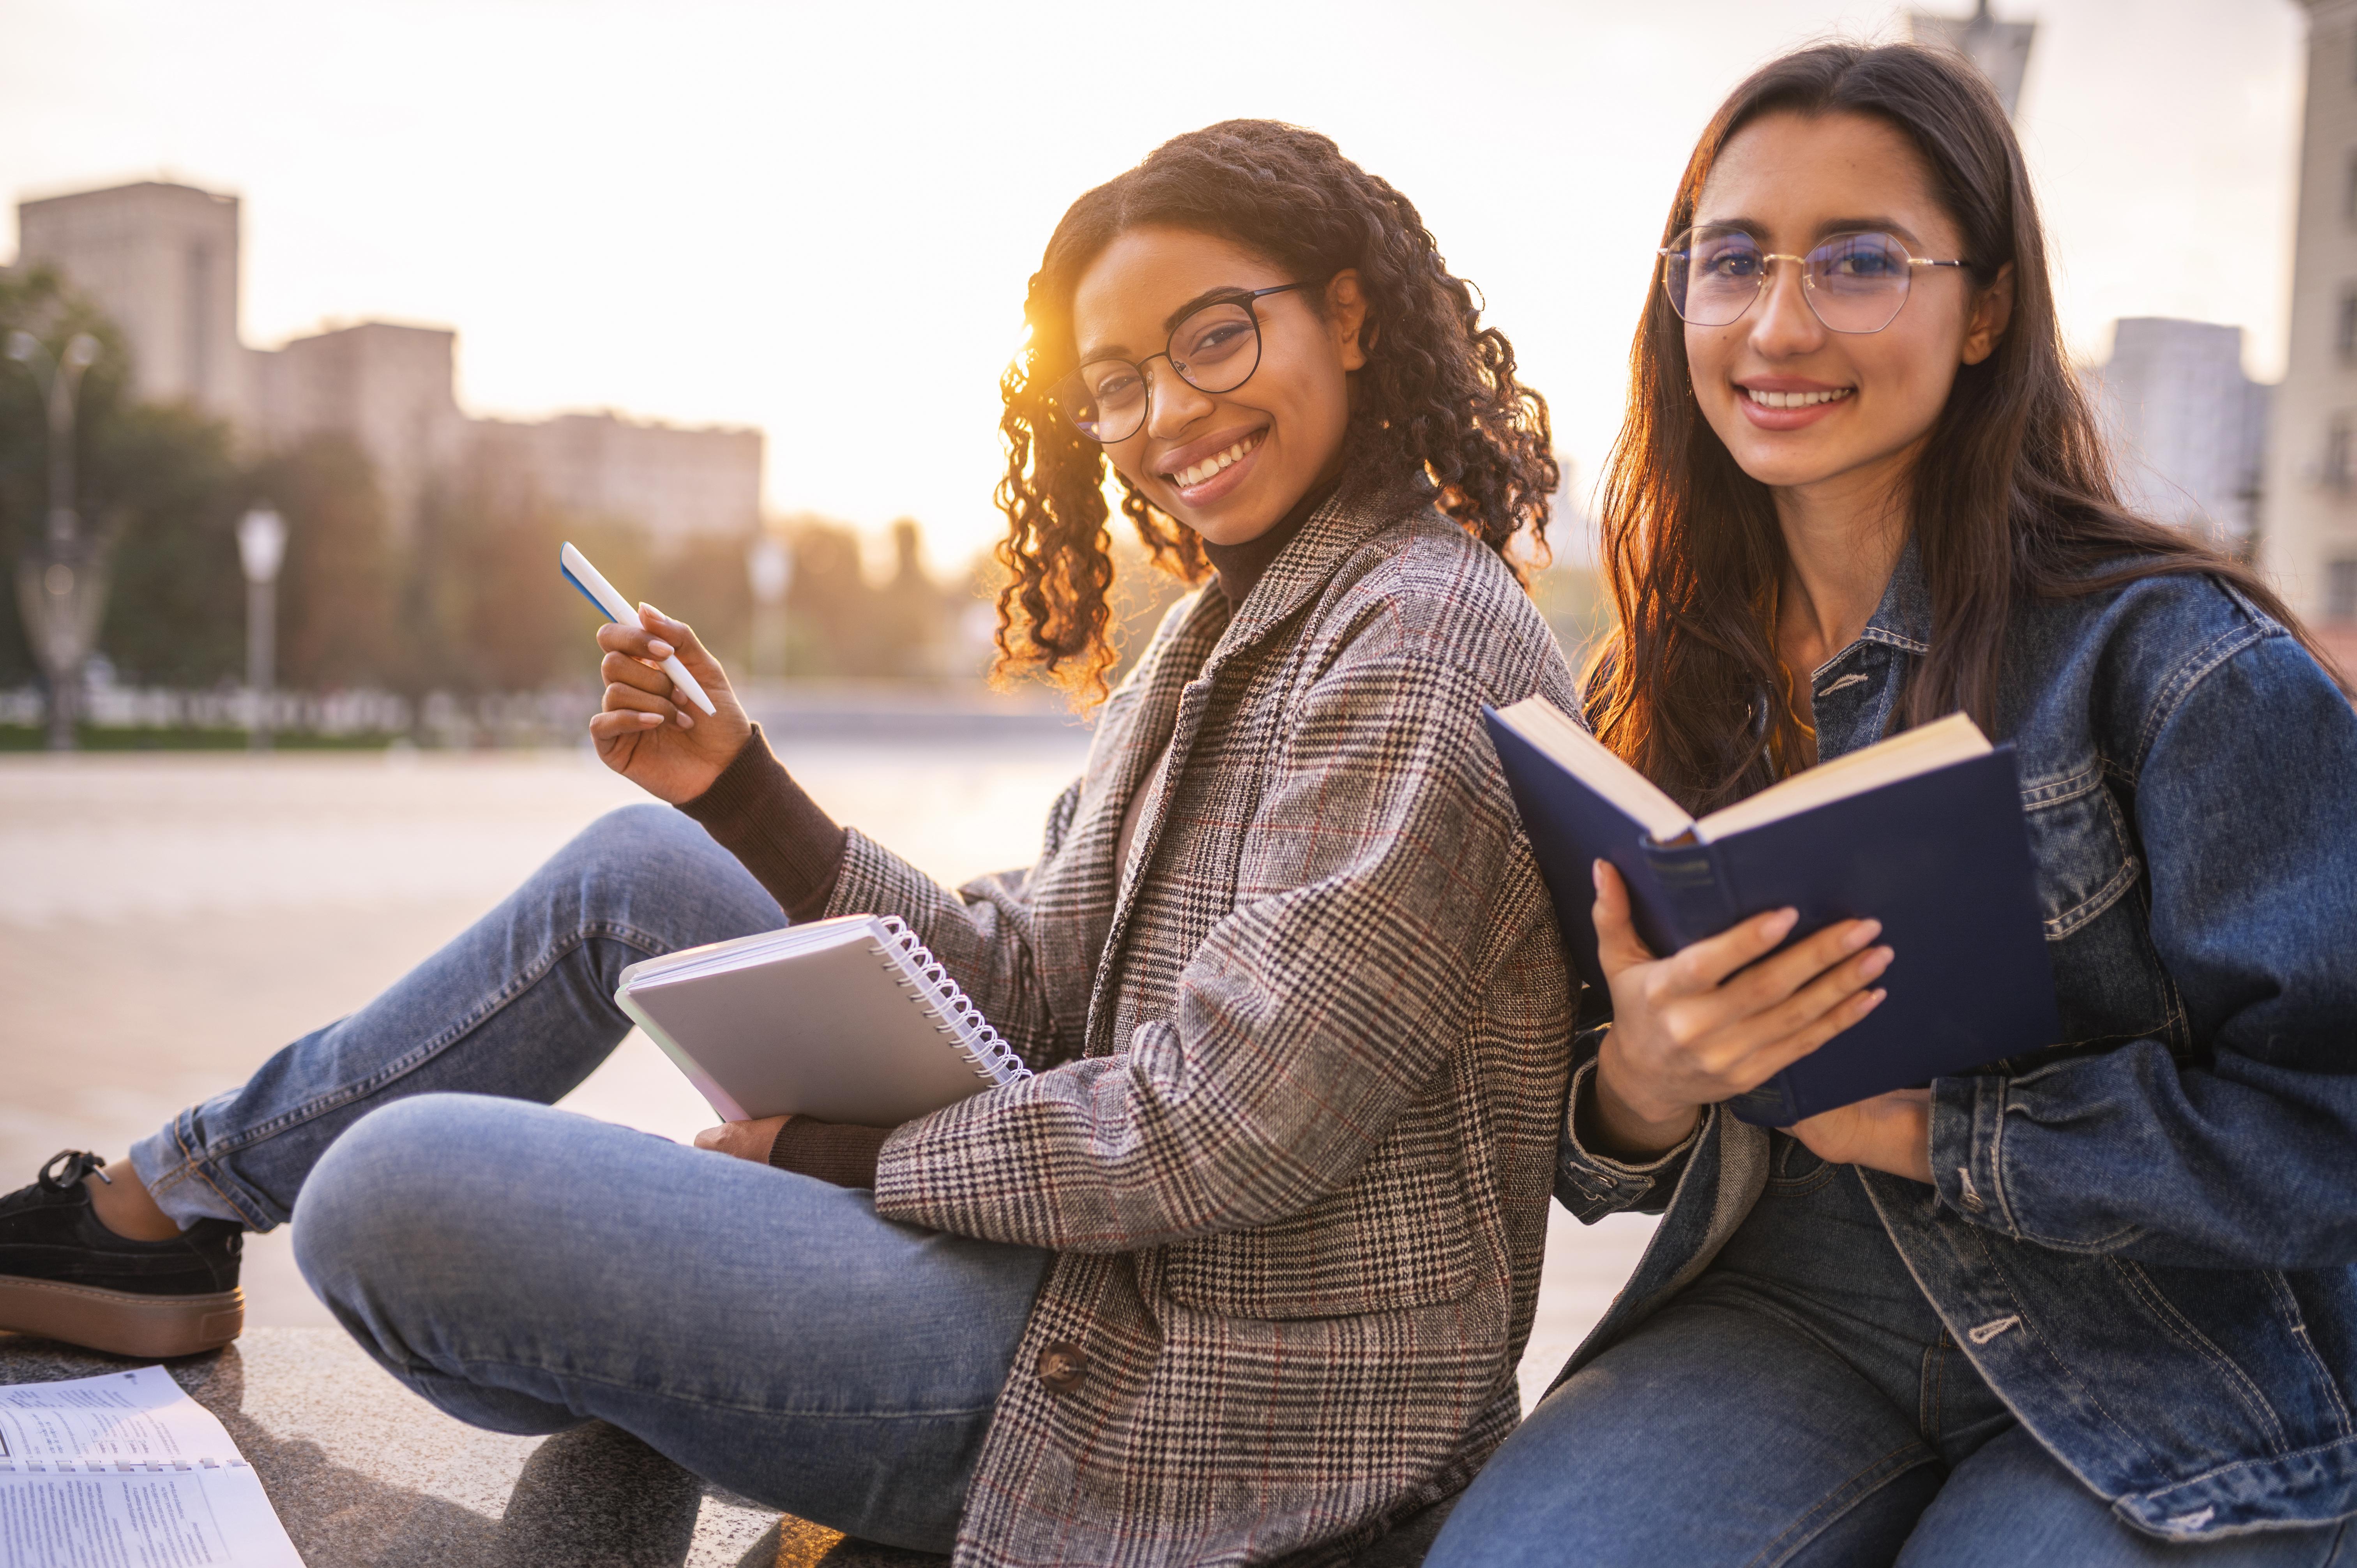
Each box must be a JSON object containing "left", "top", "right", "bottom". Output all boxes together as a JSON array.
[{"left": 1035, "top": 1342, "right": 1088, "bottom": 1393}]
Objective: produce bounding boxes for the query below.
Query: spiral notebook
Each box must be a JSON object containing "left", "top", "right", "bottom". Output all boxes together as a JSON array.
[{"left": 615, "top": 914, "right": 1030, "bottom": 1126}]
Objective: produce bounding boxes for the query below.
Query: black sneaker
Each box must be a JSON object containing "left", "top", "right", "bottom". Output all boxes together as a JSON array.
[{"left": 0, "top": 1151, "right": 244, "bottom": 1358}]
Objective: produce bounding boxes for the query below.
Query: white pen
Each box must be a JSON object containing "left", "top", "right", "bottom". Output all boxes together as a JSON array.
[{"left": 559, "top": 541, "right": 718, "bottom": 717}]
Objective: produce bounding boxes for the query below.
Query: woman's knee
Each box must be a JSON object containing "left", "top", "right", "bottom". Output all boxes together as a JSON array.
[
  {"left": 293, "top": 1093, "right": 535, "bottom": 1318},
  {"left": 539, "top": 803, "right": 777, "bottom": 936}
]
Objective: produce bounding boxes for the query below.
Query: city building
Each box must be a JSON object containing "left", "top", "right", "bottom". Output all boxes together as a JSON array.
[
  {"left": 2263, "top": 0, "right": 2357, "bottom": 669},
  {"left": 16, "top": 182, "right": 247, "bottom": 422},
  {"left": 1907, "top": 0, "right": 2037, "bottom": 118},
  {"left": 2089, "top": 318, "right": 2270, "bottom": 555},
  {"left": 250, "top": 322, "right": 468, "bottom": 542},
  {"left": 10, "top": 178, "right": 763, "bottom": 549}
]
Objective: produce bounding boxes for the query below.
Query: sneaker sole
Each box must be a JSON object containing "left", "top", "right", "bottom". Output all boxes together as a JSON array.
[{"left": 0, "top": 1277, "right": 244, "bottom": 1359}]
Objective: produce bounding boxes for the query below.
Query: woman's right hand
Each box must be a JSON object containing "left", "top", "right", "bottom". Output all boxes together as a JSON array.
[
  {"left": 1587, "top": 860, "right": 1893, "bottom": 1157},
  {"left": 588, "top": 604, "right": 754, "bottom": 804}
]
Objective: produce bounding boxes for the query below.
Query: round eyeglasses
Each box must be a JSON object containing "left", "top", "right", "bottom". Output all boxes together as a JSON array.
[
  {"left": 1049, "top": 283, "right": 1313, "bottom": 445},
  {"left": 1659, "top": 226, "right": 1970, "bottom": 335}
]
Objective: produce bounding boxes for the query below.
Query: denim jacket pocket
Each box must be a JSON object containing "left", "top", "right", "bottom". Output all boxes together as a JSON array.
[
  {"left": 2020, "top": 763, "right": 2139, "bottom": 939},
  {"left": 1155, "top": 1133, "right": 1475, "bottom": 1319}
]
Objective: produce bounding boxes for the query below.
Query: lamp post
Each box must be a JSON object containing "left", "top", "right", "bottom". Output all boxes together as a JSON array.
[
  {"left": 746, "top": 532, "right": 793, "bottom": 684},
  {"left": 237, "top": 505, "right": 287, "bottom": 752},
  {"left": 7, "top": 330, "right": 103, "bottom": 750}
]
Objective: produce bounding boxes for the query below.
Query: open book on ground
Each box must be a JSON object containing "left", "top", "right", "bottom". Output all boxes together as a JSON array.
[
  {"left": 0, "top": 1363, "right": 302, "bottom": 1566},
  {"left": 618, "top": 913, "right": 1030, "bottom": 1127},
  {"left": 1485, "top": 699, "right": 2058, "bottom": 1125}
]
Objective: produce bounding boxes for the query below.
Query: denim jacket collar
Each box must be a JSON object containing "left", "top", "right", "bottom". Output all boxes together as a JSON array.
[{"left": 1803, "top": 536, "right": 1929, "bottom": 758}]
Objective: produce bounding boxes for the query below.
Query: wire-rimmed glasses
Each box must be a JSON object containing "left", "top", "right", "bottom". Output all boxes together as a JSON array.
[
  {"left": 1049, "top": 283, "right": 1313, "bottom": 445},
  {"left": 1659, "top": 226, "right": 1970, "bottom": 335}
]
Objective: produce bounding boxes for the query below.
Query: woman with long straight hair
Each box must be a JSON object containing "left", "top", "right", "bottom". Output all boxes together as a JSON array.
[
  {"left": 0, "top": 121, "right": 1578, "bottom": 1565},
  {"left": 1428, "top": 42, "right": 2357, "bottom": 1567}
]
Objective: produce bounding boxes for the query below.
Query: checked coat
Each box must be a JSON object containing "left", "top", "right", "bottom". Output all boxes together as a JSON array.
[{"left": 833, "top": 477, "right": 1581, "bottom": 1566}]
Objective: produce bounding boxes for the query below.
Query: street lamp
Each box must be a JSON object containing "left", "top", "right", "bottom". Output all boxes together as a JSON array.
[
  {"left": 746, "top": 532, "right": 793, "bottom": 684},
  {"left": 237, "top": 505, "right": 287, "bottom": 752},
  {"left": 7, "top": 330, "right": 103, "bottom": 750}
]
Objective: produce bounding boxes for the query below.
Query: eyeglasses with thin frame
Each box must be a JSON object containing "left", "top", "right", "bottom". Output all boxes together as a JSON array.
[
  {"left": 1050, "top": 282, "right": 1315, "bottom": 445},
  {"left": 1659, "top": 226, "right": 1970, "bottom": 334}
]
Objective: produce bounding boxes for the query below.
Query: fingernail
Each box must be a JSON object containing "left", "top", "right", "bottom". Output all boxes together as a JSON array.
[
  {"left": 648, "top": 640, "right": 674, "bottom": 658},
  {"left": 1864, "top": 946, "right": 1894, "bottom": 977},
  {"left": 675, "top": 710, "right": 694, "bottom": 728},
  {"left": 1592, "top": 860, "right": 1606, "bottom": 890},
  {"left": 639, "top": 712, "right": 661, "bottom": 726},
  {"left": 1848, "top": 920, "right": 1883, "bottom": 949},
  {"left": 1767, "top": 908, "right": 1799, "bottom": 935},
  {"left": 1865, "top": 988, "right": 1888, "bottom": 1008}
]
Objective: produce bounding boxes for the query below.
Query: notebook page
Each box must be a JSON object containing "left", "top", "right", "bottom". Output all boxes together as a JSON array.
[
  {"left": 1694, "top": 713, "right": 1989, "bottom": 842},
  {"left": 1493, "top": 696, "right": 1693, "bottom": 842},
  {"left": 0, "top": 1366, "right": 304, "bottom": 1567}
]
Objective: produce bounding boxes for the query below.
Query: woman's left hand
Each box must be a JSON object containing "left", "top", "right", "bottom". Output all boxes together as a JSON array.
[
  {"left": 1791, "top": 1089, "right": 1934, "bottom": 1183},
  {"left": 694, "top": 1115, "right": 792, "bottom": 1164}
]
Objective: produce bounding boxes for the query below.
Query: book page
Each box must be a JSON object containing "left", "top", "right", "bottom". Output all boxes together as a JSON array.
[
  {"left": 1694, "top": 712, "right": 1990, "bottom": 842},
  {"left": 0, "top": 1367, "right": 304, "bottom": 1567},
  {"left": 1492, "top": 695, "right": 1694, "bottom": 842},
  {"left": 0, "top": 1366, "right": 230, "bottom": 1466}
]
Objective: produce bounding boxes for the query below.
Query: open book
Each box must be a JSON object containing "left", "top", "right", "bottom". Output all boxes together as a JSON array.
[
  {"left": 1485, "top": 698, "right": 2057, "bottom": 1125},
  {"left": 0, "top": 1364, "right": 302, "bottom": 1566},
  {"left": 618, "top": 914, "right": 1030, "bottom": 1127}
]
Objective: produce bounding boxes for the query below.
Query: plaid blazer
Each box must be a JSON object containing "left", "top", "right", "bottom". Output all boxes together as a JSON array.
[{"left": 836, "top": 478, "right": 1580, "bottom": 1566}]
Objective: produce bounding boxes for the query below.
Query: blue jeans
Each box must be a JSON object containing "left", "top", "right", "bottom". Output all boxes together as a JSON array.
[
  {"left": 1428, "top": 1135, "right": 2355, "bottom": 1567},
  {"left": 127, "top": 805, "right": 1051, "bottom": 1552}
]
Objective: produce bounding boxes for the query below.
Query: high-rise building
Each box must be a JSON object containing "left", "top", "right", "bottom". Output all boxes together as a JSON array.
[
  {"left": 10, "top": 178, "right": 765, "bottom": 551},
  {"left": 2090, "top": 318, "right": 2270, "bottom": 555},
  {"left": 1906, "top": 1, "right": 2037, "bottom": 119},
  {"left": 2263, "top": 0, "right": 2357, "bottom": 666},
  {"left": 16, "top": 182, "right": 247, "bottom": 422},
  {"left": 251, "top": 322, "right": 469, "bottom": 541}
]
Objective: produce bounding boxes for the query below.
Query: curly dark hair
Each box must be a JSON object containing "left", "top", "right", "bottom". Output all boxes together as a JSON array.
[{"left": 993, "top": 119, "right": 1559, "bottom": 703}]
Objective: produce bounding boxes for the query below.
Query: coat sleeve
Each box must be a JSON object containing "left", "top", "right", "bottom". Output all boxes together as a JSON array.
[
  {"left": 1928, "top": 631, "right": 2357, "bottom": 1269},
  {"left": 867, "top": 652, "right": 1542, "bottom": 1252}
]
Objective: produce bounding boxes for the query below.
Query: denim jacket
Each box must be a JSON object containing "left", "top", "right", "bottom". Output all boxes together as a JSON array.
[{"left": 1552, "top": 542, "right": 2357, "bottom": 1540}]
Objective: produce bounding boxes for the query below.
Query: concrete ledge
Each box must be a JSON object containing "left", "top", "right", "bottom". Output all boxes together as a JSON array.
[{"left": 0, "top": 1326, "right": 945, "bottom": 1567}]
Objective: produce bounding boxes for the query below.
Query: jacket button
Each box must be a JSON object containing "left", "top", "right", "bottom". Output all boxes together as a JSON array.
[{"left": 1035, "top": 1342, "right": 1088, "bottom": 1393}]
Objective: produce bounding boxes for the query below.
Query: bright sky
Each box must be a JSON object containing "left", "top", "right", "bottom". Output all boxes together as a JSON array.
[{"left": 0, "top": 0, "right": 2307, "bottom": 569}]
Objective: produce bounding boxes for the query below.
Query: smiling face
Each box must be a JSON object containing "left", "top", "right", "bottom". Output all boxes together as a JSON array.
[
  {"left": 1068, "top": 226, "right": 1366, "bottom": 547},
  {"left": 1684, "top": 110, "right": 2010, "bottom": 504}
]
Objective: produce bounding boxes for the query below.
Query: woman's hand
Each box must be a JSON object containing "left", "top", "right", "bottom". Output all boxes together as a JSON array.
[
  {"left": 1588, "top": 860, "right": 1893, "bottom": 1158},
  {"left": 589, "top": 605, "right": 753, "bottom": 803},
  {"left": 1791, "top": 1089, "right": 1934, "bottom": 1183},
  {"left": 694, "top": 1114, "right": 791, "bottom": 1164}
]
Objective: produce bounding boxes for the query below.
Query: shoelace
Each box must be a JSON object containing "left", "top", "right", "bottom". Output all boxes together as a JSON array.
[{"left": 38, "top": 1150, "right": 108, "bottom": 1194}]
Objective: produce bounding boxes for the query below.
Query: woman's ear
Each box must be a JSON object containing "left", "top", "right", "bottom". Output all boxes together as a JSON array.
[
  {"left": 1326, "top": 270, "right": 1370, "bottom": 372},
  {"left": 1961, "top": 262, "right": 2015, "bottom": 367}
]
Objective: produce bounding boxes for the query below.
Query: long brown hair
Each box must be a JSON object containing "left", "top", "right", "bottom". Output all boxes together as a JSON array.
[
  {"left": 1589, "top": 42, "right": 2340, "bottom": 813},
  {"left": 995, "top": 119, "right": 1558, "bottom": 703}
]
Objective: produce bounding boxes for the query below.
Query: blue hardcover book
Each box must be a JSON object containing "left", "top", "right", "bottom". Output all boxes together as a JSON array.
[{"left": 1484, "top": 697, "right": 2058, "bottom": 1127}]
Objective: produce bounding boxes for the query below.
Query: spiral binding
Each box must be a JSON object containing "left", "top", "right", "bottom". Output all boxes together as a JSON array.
[{"left": 872, "top": 916, "right": 1031, "bottom": 1086}]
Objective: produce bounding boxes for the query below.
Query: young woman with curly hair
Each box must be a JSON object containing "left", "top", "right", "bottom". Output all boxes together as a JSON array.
[
  {"left": 1428, "top": 42, "right": 2357, "bottom": 1568},
  {"left": 0, "top": 120, "right": 1580, "bottom": 1565}
]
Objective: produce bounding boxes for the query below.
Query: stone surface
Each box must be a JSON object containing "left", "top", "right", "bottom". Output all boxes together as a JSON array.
[{"left": 0, "top": 1326, "right": 945, "bottom": 1567}]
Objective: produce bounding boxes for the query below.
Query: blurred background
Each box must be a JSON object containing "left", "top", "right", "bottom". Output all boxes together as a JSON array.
[{"left": 0, "top": 0, "right": 2343, "bottom": 1399}]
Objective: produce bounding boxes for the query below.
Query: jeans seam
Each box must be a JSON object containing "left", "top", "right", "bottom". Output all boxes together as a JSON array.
[
  {"left": 195, "top": 918, "right": 668, "bottom": 1163},
  {"left": 171, "top": 1111, "right": 274, "bottom": 1229},
  {"left": 1741, "top": 1439, "right": 1936, "bottom": 1568},
  {"left": 408, "top": 1355, "right": 1003, "bottom": 1424}
]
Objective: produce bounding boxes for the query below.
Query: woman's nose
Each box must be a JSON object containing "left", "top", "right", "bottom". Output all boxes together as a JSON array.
[
  {"left": 1748, "top": 261, "right": 1825, "bottom": 357},
  {"left": 1145, "top": 367, "right": 1217, "bottom": 440}
]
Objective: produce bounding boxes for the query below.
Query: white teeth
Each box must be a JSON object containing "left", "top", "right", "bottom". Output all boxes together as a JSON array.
[
  {"left": 1746, "top": 387, "right": 1853, "bottom": 410},
  {"left": 1169, "top": 431, "right": 1262, "bottom": 489}
]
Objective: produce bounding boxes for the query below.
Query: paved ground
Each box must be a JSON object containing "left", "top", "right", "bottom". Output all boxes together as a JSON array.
[{"left": 0, "top": 742, "right": 1654, "bottom": 1416}]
